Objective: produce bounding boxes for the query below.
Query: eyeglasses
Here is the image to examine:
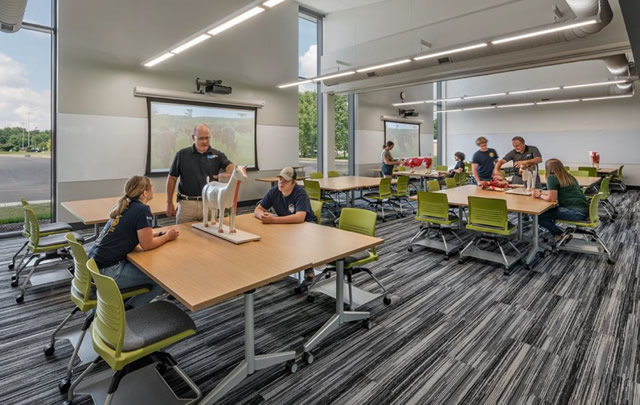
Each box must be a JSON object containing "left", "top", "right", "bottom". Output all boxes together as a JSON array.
[{"left": 195, "top": 136, "right": 210, "bottom": 141}]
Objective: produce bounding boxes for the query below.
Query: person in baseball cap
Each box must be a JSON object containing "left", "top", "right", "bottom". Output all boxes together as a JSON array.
[{"left": 254, "top": 167, "right": 317, "bottom": 225}]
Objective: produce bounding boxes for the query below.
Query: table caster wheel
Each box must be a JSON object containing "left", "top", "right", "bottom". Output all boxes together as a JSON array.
[
  {"left": 607, "top": 258, "right": 616, "bottom": 265},
  {"left": 383, "top": 296, "right": 391, "bottom": 305},
  {"left": 16, "top": 294, "right": 24, "bottom": 303},
  {"left": 306, "top": 295, "right": 315, "bottom": 303},
  {"left": 8, "top": 263, "right": 14, "bottom": 270},
  {"left": 407, "top": 247, "right": 413, "bottom": 252},
  {"left": 286, "top": 360, "right": 298, "bottom": 373},
  {"left": 58, "top": 378, "right": 71, "bottom": 394},
  {"left": 44, "top": 344, "right": 55, "bottom": 356},
  {"left": 362, "top": 319, "right": 373, "bottom": 330},
  {"left": 303, "top": 351, "right": 314, "bottom": 365}
]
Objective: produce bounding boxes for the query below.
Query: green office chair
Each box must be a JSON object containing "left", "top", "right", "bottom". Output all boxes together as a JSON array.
[
  {"left": 569, "top": 170, "right": 589, "bottom": 177},
  {"left": 395, "top": 165, "right": 406, "bottom": 172},
  {"left": 392, "top": 175, "right": 414, "bottom": 215},
  {"left": 459, "top": 196, "right": 523, "bottom": 274},
  {"left": 310, "top": 199, "right": 324, "bottom": 225},
  {"left": 408, "top": 191, "right": 463, "bottom": 258},
  {"left": 363, "top": 177, "right": 397, "bottom": 221},
  {"left": 65, "top": 259, "right": 201, "bottom": 405},
  {"left": 304, "top": 179, "right": 336, "bottom": 219},
  {"left": 538, "top": 169, "right": 546, "bottom": 175},
  {"left": 309, "top": 171, "right": 323, "bottom": 179},
  {"left": 577, "top": 166, "right": 597, "bottom": 177},
  {"left": 12, "top": 205, "right": 85, "bottom": 303},
  {"left": 556, "top": 194, "right": 615, "bottom": 264},
  {"left": 307, "top": 208, "right": 390, "bottom": 308},
  {"left": 46, "top": 233, "right": 151, "bottom": 394},
  {"left": 445, "top": 178, "right": 457, "bottom": 189},
  {"left": 610, "top": 165, "right": 626, "bottom": 192},
  {"left": 586, "top": 175, "right": 617, "bottom": 221},
  {"left": 435, "top": 165, "right": 448, "bottom": 171},
  {"left": 464, "top": 162, "right": 471, "bottom": 173},
  {"left": 8, "top": 199, "right": 73, "bottom": 271},
  {"left": 454, "top": 171, "right": 467, "bottom": 186},
  {"left": 427, "top": 179, "right": 441, "bottom": 192},
  {"left": 327, "top": 170, "right": 340, "bottom": 177}
]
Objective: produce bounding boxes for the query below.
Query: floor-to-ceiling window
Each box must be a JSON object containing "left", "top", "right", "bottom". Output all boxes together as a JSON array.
[
  {"left": 297, "top": 9, "right": 321, "bottom": 176},
  {"left": 0, "top": 1, "right": 55, "bottom": 233},
  {"left": 333, "top": 94, "right": 349, "bottom": 175}
]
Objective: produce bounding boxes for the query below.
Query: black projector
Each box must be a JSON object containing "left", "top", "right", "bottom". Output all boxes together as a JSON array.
[{"left": 196, "top": 78, "right": 232, "bottom": 95}]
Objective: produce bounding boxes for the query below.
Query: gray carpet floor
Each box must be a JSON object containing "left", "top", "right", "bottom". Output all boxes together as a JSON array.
[{"left": 0, "top": 191, "right": 638, "bottom": 404}]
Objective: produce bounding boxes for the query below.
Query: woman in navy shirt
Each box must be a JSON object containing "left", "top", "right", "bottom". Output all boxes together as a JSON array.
[{"left": 89, "top": 175, "right": 179, "bottom": 307}]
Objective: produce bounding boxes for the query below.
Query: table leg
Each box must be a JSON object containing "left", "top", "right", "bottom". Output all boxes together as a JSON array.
[
  {"left": 525, "top": 215, "right": 540, "bottom": 267},
  {"left": 200, "top": 291, "right": 296, "bottom": 404},
  {"left": 518, "top": 213, "right": 523, "bottom": 240},
  {"left": 303, "top": 260, "right": 370, "bottom": 355},
  {"left": 94, "top": 224, "right": 99, "bottom": 239},
  {"left": 458, "top": 206, "right": 464, "bottom": 230}
]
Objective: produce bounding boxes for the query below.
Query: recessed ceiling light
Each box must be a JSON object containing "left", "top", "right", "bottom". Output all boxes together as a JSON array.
[
  {"left": 171, "top": 34, "right": 211, "bottom": 54},
  {"left": 263, "top": 0, "right": 285, "bottom": 7},
  {"left": 277, "top": 79, "right": 313, "bottom": 89},
  {"left": 144, "top": 53, "right": 175, "bottom": 67},
  {"left": 509, "top": 87, "right": 561, "bottom": 95},
  {"left": 413, "top": 43, "right": 488, "bottom": 61},
  {"left": 492, "top": 19, "right": 598, "bottom": 45},
  {"left": 312, "top": 71, "right": 356, "bottom": 82},
  {"left": 208, "top": 7, "right": 265, "bottom": 36},
  {"left": 356, "top": 59, "right": 412, "bottom": 73}
]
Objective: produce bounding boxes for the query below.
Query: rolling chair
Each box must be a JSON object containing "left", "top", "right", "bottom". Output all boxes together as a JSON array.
[
  {"left": 307, "top": 208, "right": 390, "bottom": 308},
  {"left": 45, "top": 233, "right": 151, "bottom": 394},
  {"left": 391, "top": 175, "right": 414, "bottom": 215},
  {"left": 445, "top": 178, "right": 457, "bottom": 189},
  {"left": 304, "top": 179, "right": 337, "bottom": 219},
  {"left": 408, "top": 191, "right": 463, "bottom": 259},
  {"left": 65, "top": 259, "right": 201, "bottom": 405},
  {"left": 577, "top": 166, "right": 597, "bottom": 177},
  {"left": 309, "top": 171, "right": 323, "bottom": 179},
  {"left": 569, "top": 170, "right": 589, "bottom": 177},
  {"left": 610, "top": 165, "right": 626, "bottom": 192},
  {"left": 363, "top": 177, "right": 397, "bottom": 221},
  {"left": 427, "top": 179, "right": 440, "bottom": 192},
  {"left": 435, "top": 165, "right": 448, "bottom": 172}
]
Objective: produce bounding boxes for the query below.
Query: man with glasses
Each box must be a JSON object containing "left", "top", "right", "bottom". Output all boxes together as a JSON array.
[
  {"left": 471, "top": 136, "right": 499, "bottom": 185},
  {"left": 494, "top": 136, "right": 543, "bottom": 188},
  {"left": 166, "top": 124, "right": 234, "bottom": 224}
]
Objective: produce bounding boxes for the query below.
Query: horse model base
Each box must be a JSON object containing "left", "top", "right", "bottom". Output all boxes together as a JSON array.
[{"left": 192, "top": 223, "right": 261, "bottom": 244}]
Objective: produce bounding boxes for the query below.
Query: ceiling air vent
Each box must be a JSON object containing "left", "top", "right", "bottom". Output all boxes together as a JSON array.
[
  {"left": 437, "top": 57, "right": 451, "bottom": 64},
  {"left": 367, "top": 72, "right": 377, "bottom": 77}
]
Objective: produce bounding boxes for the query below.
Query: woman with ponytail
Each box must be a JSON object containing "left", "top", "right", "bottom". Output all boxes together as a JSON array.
[{"left": 89, "top": 175, "right": 179, "bottom": 307}]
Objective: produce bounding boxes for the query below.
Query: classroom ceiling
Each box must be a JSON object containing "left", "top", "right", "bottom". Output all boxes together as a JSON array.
[{"left": 297, "top": 0, "right": 387, "bottom": 14}]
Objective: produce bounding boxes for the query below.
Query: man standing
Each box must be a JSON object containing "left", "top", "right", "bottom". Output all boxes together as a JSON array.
[
  {"left": 471, "top": 136, "right": 499, "bottom": 185},
  {"left": 166, "top": 124, "right": 234, "bottom": 224},
  {"left": 494, "top": 136, "right": 542, "bottom": 188}
]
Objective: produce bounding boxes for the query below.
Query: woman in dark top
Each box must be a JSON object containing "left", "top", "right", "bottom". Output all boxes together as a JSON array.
[
  {"left": 532, "top": 158, "right": 590, "bottom": 241},
  {"left": 89, "top": 175, "right": 179, "bottom": 307},
  {"left": 380, "top": 141, "right": 403, "bottom": 178},
  {"left": 448, "top": 151, "right": 466, "bottom": 177}
]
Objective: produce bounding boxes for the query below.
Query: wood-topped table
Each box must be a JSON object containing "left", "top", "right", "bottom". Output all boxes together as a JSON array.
[
  {"left": 303, "top": 176, "right": 397, "bottom": 207},
  {"left": 567, "top": 166, "right": 617, "bottom": 176},
  {"left": 128, "top": 213, "right": 383, "bottom": 403},
  {"left": 539, "top": 175, "right": 601, "bottom": 188},
  {"left": 62, "top": 193, "right": 170, "bottom": 238}
]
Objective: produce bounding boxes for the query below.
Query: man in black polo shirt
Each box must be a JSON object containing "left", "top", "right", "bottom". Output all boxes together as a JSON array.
[
  {"left": 494, "top": 136, "right": 542, "bottom": 188},
  {"left": 166, "top": 124, "right": 234, "bottom": 224}
]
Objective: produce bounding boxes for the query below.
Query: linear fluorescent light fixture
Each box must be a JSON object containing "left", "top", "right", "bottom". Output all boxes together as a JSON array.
[
  {"left": 563, "top": 80, "right": 628, "bottom": 89},
  {"left": 582, "top": 94, "right": 634, "bottom": 102},
  {"left": 171, "top": 34, "right": 211, "bottom": 54},
  {"left": 392, "top": 101, "right": 425, "bottom": 107},
  {"left": 492, "top": 19, "right": 598, "bottom": 45},
  {"left": 414, "top": 43, "right": 488, "bottom": 61},
  {"left": 263, "top": 0, "right": 285, "bottom": 7},
  {"left": 463, "top": 92, "right": 507, "bottom": 100},
  {"left": 464, "top": 106, "right": 498, "bottom": 111},
  {"left": 144, "top": 53, "right": 175, "bottom": 67},
  {"left": 278, "top": 79, "right": 313, "bottom": 89},
  {"left": 537, "top": 99, "right": 581, "bottom": 105},
  {"left": 208, "top": 6, "right": 264, "bottom": 36},
  {"left": 509, "top": 87, "right": 561, "bottom": 95},
  {"left": 312, "top": 71, "right": 356, "bottom": 82},
  {"left": 356, "top": 59, "right": 412, "bottom": 73},
  {"left": 432, "top": 97, "right": 463, "bottom": 102},
  {"left": 437, "top": 109, "right": 463, "bottom": 113},
  {"left": 497, "top": 102, "right": 536, "bottom": 108}
]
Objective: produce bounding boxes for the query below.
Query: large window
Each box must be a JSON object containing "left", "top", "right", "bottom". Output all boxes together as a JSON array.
[
  {"left": 333, "top": 94, "right": 349, "bottom": 174},
  {"left": 298, "top": 10, "right": 321, "bottom": 176},
  {"left": 0, "top": 1, "right": 55, "bottom": 232}
]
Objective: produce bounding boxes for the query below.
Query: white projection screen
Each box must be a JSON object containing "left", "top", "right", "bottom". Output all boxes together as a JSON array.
[
  {"left": 384, "top": 121, "right": 420, "bottom": 159},
  {"left": 147, "top": 99, "right": 257, "bottom": 174}
]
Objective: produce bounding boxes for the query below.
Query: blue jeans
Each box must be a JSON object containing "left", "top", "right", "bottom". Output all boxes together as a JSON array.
[
  {"left": 101, "top": 260, "right": 164, "bottom": 308},
  {"left": 538, "top": 206, "right": 588, "bottom": 236}
]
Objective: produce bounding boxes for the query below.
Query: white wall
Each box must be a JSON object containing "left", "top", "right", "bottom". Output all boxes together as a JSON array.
[
  {"left": 57, "top": 1, "right": 299, "bottom": 222},
  {"left": 445, "top": 61, "right": 640, "bottom": 185}
]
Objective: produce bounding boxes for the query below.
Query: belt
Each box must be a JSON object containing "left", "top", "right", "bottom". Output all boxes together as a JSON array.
[{"left": 178, "top": 194, "right": 202, "bottom": 201}]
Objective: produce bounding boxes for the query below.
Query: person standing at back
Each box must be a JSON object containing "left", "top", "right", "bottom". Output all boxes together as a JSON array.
[
  {"left": 471, "top": 137, "right": 499, "bottom": 185},
  {"left": 494, "top": 136, "right": 542, "bottom": 188},
  {"left": 381, "top": 141, "right": 403, "bottom": 178},
  {"left": 166, "top": 124, "right": 234, "bottom": 224}
]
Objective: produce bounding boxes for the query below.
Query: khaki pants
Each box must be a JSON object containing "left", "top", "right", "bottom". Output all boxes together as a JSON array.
[{"left": 176, "top": 200, "right": 204, "bottom": 224}]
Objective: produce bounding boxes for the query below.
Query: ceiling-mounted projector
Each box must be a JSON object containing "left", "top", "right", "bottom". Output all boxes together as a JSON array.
[
  {"left": 399, "top": 108, "right": 418, "bottom": 118},
  {"left": 196, "top": 78, "right": 232, "bottom": 95}
]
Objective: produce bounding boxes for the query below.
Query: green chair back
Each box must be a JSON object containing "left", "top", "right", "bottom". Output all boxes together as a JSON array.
[
  {"left": 395, "top": 175, "right": 410, "bottom": 196},
  {"left": 310, "top": 200, "right": 323, "bottom": 224},
  {"left": 445, "top": 178, "right": 457, "bottom": 189},
  {"left": 500, "top": 170, "right": 506, "bottom": 178},
  {"left": 338, "top": 208, "right": 378, "bottom": 256},
  {"left": 87, "top": 259, "right": 126, "bottom": 359},
  {"left": 615, "top": 165, "right": 624, "bottom": 181},
  {"left": 23, "top": 205, "right": 41, "bottom": 248},
  {"left": 309, "top": 172, "right": 323, "bottom": 179},
  {"left": 467, "top": 196, "right": 510, "bottom": 234},
  {"left": 538, "top": 169, "right": 546, "bottom": 175},
  {"left": 599, "top": 175, "right": 612, "bottom": 200},
  {"left": 464, "top": 162, "right": 471, "bottom": 173},
  {"left": 20, "top": 198, "right": 30, "bottom": 237},
  {"left": 416, "top": 191, "right": 450, "bottom": 223},
  {"left": 587, "top": 193, "right": 602, "bottom": 226},
  {"left": 569, "top": 170, "right": 589, "bottom": 177},
  {"left": 304, "top": 179, "right": 322, "bottom": 201},
  {"left": 578, "top": 167, "right": 597, "bottom": 177},
  {"left": 378, "top": 177, "right": 393, "bottom": 199},
  {"left": 395, "top": 166, "right": 406, "bottom": 172},
  {"left": 66, "top": 233, "right": 94, "bottom": 310},
  {"left": 427, "top": 180, "right": 441, "bottom": 192},
  {"left": 327, "top": 170, "right": 340, "bottom": 178},
  {"left": 435, "top": 165, "right": 448, "bottom": 171},
  {"left": 454, "top": 171, "right": 467, "bottom": 186}
]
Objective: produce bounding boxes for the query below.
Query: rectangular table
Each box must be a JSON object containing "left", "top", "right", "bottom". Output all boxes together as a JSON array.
[
  {"left": 538, "top": 175, "right": 601, "bottom": 188},
  {"left": 62, "top": 193, "right": 170, "bottom": 239},
  {"left": 127, "top": 214, "right": 383, "bottom": 403},
  {"left": 304, "top": 176, "right": 396, "bottom": 207},
  {"left": 255, "top": 176, "right": 306, "bottom": 187},
  {"left": 413, "top": 185, "right": 555, "bottom": 267}
]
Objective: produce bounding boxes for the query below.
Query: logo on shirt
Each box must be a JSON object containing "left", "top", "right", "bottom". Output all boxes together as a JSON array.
[
  {"left": 489, "top": 152, "right": 495, "bottom": 158},
  {"left": 207, "top": 154, "right": 218, "bottom": 160},
  {"left": 108, "top": 216, "right": 121, "bottom": 233},
  {"left": 288, "top": 204, "right": 295, "bottom": 214}
]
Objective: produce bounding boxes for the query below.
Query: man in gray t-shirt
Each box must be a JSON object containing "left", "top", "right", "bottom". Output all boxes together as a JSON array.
[{"left": 494, "top": 136, "right": 542, "bottom": 187}]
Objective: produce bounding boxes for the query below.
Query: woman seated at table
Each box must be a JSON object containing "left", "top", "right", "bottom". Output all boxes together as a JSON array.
[
  {"left": 448, "top": 152, "right": 465, "bottom": 177},
  {"left": 532, "top": 158, "right": 589, "bottom": 241},
  {"left": 89, "top": 175, "right": 179, "bottom": 307}
]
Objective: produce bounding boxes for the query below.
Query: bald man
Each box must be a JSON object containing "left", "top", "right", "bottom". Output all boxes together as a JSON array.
[{"left": 166, "top": 124, "right": 234, "bottom": 224}]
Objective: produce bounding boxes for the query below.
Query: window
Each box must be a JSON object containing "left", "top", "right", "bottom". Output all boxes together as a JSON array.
[
  {"left": 297, "top": 10, "right": 321, "bottom": 176},
  {"left": 0, "top": 1, "right": 54, "bottom": 232},
  {"left": 334, "top": 94, "right": 349, "bottom": 174}
]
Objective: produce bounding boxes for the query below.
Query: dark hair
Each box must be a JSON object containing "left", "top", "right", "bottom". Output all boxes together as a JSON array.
[
  {"left": 512, "top": 136, "right": 525, "bottom": 143},
  {"left": 383, "top": 141, "right": 394, "bottom": 148},
  {"left": 454, "top": 152, "right": 465, "bottom": 161}
]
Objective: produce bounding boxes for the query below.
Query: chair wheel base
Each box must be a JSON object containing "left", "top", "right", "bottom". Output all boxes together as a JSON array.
[
  {"left": 15, "top": 294, "right": 24, "bottom": 303},
  {"left": 303, "top": 351, "right": 314, "bottom": 364},
  {"left": 286, "top": 360, "right": 298, "bottom": 373},
  {"left": 524, "top": 264, "right": 531, "bottom": 271},
  {"left": 407, "top": 247, "right": 413, "bottom": 252},
  {"left": 458, "top": 258, "right": 466, "bottom": 264},
  {"left": 383, "top": 296, "right": 391, "bottom": 305},
  {"left": 43, "top": 344, "right": 55, "bottom": 356},
  {"left": 607, "top": 258, "right": 616, "bottom": 265},
  {"left": 10, "top": 279, "right": 18, "bottom": 288},
  {"left": 362, "top": 319, "right": 373, "bottom": 330},
  {"left": 443, "top": 255, "right": 449, "bottom": 261},
  {"left": 8, "top": 263, "right": 14, "bottom": 270},
  {"left": 293, "top": 286, "right": 303, "bottom": 294},
  {"left": 306, "top": 295, "right": 315, "bottom": 303},
  {"left": 58, "top": 378, "right": 71, "bottom": 394}
]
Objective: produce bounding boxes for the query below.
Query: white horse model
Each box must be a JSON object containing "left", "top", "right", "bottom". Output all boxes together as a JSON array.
[
  {"left": 521, "top": 166, "right": 538, "bottom": 191},
  {"left": 202, "top": 166, "right": 248, "bottom": 233}
]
